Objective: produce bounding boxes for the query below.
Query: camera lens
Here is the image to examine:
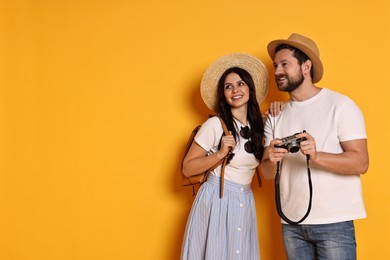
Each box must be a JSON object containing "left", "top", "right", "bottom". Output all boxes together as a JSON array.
[{"left": 287, "top": 142, "right": 300, "bottom": 153}]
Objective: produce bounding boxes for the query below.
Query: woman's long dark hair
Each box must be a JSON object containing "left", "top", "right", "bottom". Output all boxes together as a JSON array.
[{"left": 216, "top": 67, "right": 264, "bottom": 161}]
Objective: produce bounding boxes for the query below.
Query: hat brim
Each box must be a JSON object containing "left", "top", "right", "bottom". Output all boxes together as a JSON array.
[
  {"left": 200, "top": 53, "right": 269, "bottom": 112},
  {"left": 267, "top": 39, "right": 323, "bottom": 83}
]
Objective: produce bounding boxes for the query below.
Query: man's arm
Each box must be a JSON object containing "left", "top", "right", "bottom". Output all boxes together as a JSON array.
[
  {"left": 261, "top": 146, "right": 277, "bottom": 180},
  {"left": 261, "top": 139, "right": 289, "bottom": 179},
  {"left": 308, "top": 139, "right": 369, "bottom": 175},
  {"left": 297, "top": 131, "right": 369, "bottom": 175},
  {"left": 261, "top": 135, "right": 369, "bottom": 178}
]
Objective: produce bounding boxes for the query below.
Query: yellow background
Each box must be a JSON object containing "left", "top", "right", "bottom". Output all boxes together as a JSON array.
[{"left": 0, "top": 0, "right": 388, "bottom": 259}]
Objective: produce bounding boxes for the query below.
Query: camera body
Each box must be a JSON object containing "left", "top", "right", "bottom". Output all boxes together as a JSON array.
[{"left": 274, "top": 133, "right": 306, "bottom": 153}]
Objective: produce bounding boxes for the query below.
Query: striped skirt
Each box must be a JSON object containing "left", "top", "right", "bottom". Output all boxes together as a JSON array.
[{"left": 181, "top": 175, "right": 260, "bottom": 260}]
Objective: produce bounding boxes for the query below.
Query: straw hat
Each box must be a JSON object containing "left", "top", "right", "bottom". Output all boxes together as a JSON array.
[
  {"left": 200, "top": 53, "right": 269, "bottom": 112},
  {"left": 267, "top": 33, "right": 323, "bottom": 83}
]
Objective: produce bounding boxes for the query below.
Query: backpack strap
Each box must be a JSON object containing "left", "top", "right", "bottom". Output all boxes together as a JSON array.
[
  {"left": 255, "top": 167, "right": 262, "bottom": 188},
  {"left": 214, "top": 115, "right": 232, "bottom": 198}
]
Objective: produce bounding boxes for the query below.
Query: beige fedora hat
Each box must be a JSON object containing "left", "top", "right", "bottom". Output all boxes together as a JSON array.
[
  {"left": 267, "top": 33, "right": 323, "bottom": 83},
  {"left": 200, "top": 53, "right": 269, "bottom": 112}
]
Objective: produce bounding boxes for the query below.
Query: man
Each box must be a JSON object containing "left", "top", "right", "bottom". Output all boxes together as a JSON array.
[{"left": 261, "top": 33, "right": 369, "bottom": 259}]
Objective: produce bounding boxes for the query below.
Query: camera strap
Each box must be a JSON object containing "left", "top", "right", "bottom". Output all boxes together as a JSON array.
[{"left": 275, "top": 155, "right": 313, "bottom": 225}]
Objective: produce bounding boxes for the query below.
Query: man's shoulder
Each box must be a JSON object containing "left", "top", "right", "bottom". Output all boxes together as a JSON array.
[{"left": 322, "top": 88, "right": 352, "bottom": 103}]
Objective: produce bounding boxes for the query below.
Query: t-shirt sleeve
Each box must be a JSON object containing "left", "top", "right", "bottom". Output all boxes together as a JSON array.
[
  {"left": 337, "top": 99, "right": 367, "bottom": 142},
  {"left": 194, "top": 117, "right": 224, "bottom": 152},
  {"left": 263, "top": 114, "right": 274, "bottom": 148}
]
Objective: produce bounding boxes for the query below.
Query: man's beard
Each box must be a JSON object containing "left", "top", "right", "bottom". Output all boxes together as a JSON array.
[{"left": 276, "top": 70, "right": 304, "bottom": 93}]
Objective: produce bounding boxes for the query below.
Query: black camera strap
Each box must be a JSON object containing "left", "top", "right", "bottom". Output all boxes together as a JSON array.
[{"left": 275, "top": 155, "right": 313, "bottom": 225}]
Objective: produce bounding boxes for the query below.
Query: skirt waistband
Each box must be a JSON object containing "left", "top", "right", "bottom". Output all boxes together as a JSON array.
[{"left": 206, "top": 174, "right": 251, "bottom": 193}]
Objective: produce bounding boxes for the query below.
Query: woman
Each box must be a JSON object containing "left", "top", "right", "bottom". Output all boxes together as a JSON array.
[{"left": 181, "top": 53, "right": 270, "bottom": 260}]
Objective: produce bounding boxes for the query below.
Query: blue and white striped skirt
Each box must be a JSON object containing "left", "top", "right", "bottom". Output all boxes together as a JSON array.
[{"left": 181, "top": 175, "right": 260, "bottom": 260}]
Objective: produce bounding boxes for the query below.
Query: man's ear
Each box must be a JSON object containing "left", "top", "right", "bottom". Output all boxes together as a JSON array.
[{"left": 302, "top": 59, "right": 312, "bottom": 76}]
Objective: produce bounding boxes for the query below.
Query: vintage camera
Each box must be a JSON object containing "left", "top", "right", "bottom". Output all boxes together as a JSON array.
[{"left": 274, "top": 132, "right": 307, "bottom": 153}]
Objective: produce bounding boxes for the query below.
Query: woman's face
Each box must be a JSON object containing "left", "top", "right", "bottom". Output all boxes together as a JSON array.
[{"left": 223, "top": 72, "right": 250, "bottom": 109}]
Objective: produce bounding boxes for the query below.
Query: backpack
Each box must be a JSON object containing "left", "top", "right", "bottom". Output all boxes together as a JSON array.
[{"left": 181, "top": 115, "right": 231, "bottom": 198}]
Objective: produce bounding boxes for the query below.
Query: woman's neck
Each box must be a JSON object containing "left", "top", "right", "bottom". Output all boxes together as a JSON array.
[{"left": 231, "top": 108, "right": 248, "bottom": 126}]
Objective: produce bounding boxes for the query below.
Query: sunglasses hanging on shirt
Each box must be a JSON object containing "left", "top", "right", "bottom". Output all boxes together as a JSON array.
[
  {"left": 240, "top": 126, "right": 254, "bottom": 154},
  {"left": 226, "top": 125, "right": 255, "bottom": 164}
]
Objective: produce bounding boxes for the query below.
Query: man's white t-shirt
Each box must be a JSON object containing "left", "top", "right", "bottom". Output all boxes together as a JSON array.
[{"left": 264, "top": 88, "right": 367, "bottom": 224}]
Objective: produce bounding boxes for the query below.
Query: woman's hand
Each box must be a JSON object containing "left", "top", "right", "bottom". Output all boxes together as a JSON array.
[
  {"left": 265, "top": 101, "right": 286, "bottom": 117},
  {"left": 218, "top": 131, "right": 235, "bottom": 159}
]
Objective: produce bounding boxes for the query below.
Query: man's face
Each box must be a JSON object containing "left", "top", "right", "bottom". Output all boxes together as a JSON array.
[{"left": 273, "top": 49, "right": 304, "bottom": 92}]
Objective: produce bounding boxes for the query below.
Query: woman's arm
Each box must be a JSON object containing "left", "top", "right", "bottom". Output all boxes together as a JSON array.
[
  {"left": 265, "top": 101, "right": 286, "bottom": 117},
  {"left": 182, "top": 133, "right": 235, "bottom": 177}
]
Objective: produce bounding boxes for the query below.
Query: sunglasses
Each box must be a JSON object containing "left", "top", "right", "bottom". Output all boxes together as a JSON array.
[
  {"left": 226, "top": 125, "right": 255, "bottom": 164},
  {"left": 240, "top": 126, "right": 254, "bottom": 154}
]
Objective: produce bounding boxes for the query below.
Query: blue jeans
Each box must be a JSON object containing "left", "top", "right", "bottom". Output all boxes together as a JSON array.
[{"left": 282, "top": 221, "right": 357, "bottom": 260}]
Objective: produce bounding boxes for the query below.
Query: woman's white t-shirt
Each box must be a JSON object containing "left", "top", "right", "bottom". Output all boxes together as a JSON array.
[{"left": 195, "top": 116, "right": 259, "bottom": 185}]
